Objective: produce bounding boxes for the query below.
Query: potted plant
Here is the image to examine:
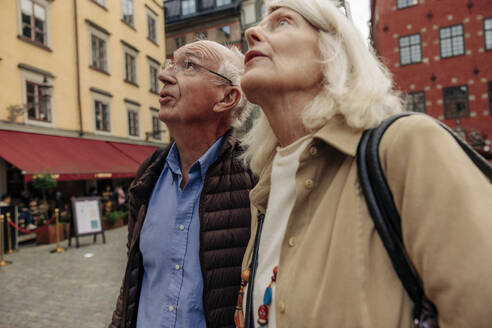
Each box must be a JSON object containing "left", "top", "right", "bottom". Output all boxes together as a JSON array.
[{"left": 104, "top": 210, "right": 127, "bottom": 230}]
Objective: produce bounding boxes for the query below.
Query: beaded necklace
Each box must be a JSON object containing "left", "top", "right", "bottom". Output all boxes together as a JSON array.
[
  {"left": 257, "top": 266, "right": 278, "bottom": 327},
  {"left": 234, "top": 266, "right": 278, "bottom": 328}
]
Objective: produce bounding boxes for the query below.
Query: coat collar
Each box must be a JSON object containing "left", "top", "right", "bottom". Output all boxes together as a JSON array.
[{"left": 249, "top": 116, "right": 363, "bottom": 212}]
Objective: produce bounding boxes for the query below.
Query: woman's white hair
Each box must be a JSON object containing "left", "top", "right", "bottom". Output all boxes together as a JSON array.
[{"left": 241, "top": 0, "right": 403, "bottom": 175}]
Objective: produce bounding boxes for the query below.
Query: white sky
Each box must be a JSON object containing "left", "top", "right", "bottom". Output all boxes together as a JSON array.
[{"left": 350, "top": 0, "right": 371, "bottom": 42}]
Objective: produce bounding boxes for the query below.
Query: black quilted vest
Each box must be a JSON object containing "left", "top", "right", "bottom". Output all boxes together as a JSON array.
[{"left": 109, "top": 130, "right": 255, "bottom": 328}]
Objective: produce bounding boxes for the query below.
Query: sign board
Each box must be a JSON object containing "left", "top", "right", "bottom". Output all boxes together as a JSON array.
[{"left": 71, "top": 197, "right": 105, "bottom": 247}]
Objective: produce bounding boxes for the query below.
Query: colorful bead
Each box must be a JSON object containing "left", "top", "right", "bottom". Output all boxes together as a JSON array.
[
  {"left": 263, "top": 286, "right": 272, "bottom": 305},
  {"left": 258, "top": 318, "right": 268, "bottom": 325},
  {"left": 241, "top": 269, "right": 251, "bottom": 282},
  {"left": 258, "top": 304, "right": 269, "bottom": 319}
]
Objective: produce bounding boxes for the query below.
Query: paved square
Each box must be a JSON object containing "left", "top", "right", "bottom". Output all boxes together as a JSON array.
[{"left": 0, "top": 226, "right": 128, "bottom": 328}]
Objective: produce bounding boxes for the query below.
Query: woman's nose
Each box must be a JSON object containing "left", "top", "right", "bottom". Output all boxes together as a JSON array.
[{"left": 245, "top": 25, "right": 263, "bottom": 47}]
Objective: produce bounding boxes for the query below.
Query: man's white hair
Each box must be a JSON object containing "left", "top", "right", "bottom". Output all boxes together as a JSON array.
[
  {"left": 241, "top": 0, "right": 403, "bottom": 174},
  {"left": 216, "top": 46, "right": 254, "bottom": 128}
]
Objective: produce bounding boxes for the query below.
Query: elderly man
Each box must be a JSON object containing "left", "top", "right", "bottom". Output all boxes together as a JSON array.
[{"left": 109, "top": 40, "right": 256, "bottom": 328}]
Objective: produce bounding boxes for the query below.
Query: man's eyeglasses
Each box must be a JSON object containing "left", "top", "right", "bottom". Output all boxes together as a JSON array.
[{"left": 162, "top": 57, "right": 234, "bottom": 86}]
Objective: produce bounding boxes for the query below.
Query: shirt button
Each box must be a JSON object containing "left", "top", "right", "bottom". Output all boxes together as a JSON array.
[
  {"left": 278, "top": 301, "right": 286, "bottom": 313},
  {"left": 288, "top": 237, "right": 296, "bottom": 247},
  {"left": 175, "top": 264, "right": 180, "bottom": 270},
  {"left": 304, "top": 179, "right": 314, "bottom": 189},
  {"left": 169, "top": 305, "right": 174, "bottom": 312},
  {"left": 309, "top": 146, "right": 318, "bottom": 156},
  {"left": 179, "top": 225, "right": 185, "bottom": 231}
]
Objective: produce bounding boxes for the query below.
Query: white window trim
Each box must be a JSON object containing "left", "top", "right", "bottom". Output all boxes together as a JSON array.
[
  {"left": 17, "top": 0, "right": 51, "bottom": 47},
  {"left": 91, "top": 92, "right": 112, "bottom": 135},
  {"left": 122, "top": 44, "right": 138, "bottom": 84},
  {"left": 126, "top": 103, "right": 140, "bottom": 139},
  {"left": 146, "top": 7, "right": 158, "bottom": 43},
  {"left": 87, "top": 24, "right": 110, "bottom": 73},
  {"left": 21, "top": 69, "right": 55, "bottom": 127}
]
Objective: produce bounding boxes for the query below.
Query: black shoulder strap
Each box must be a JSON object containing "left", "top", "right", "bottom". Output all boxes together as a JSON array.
[{"left": 356, "top": 112, "right": 492, "bottom": 319}]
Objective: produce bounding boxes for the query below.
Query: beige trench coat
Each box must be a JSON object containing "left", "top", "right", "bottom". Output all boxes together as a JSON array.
[{"left": 242, "top": 115, "right": 492, "bottom": 327}]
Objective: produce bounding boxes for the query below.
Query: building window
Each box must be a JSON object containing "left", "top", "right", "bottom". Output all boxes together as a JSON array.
[
  {"left": 217, "top": 26, "right": 231, "bottom": 41},
  {"left": 147, "top": 13, "right": 157, "bottom": 43},
  {"left": 124, "top": 53, "right": 137, "bottom": 83},
  {"left": 26, "top": 80, "right": 51, "bottom": 122},
  {"left": 174, "top": 36, "right": 186, "bottom": 50},
  {"left": 182, "top": 0, "right": 196, "bottom": 15},
  {"left": 217, "top": 0, "right": 232, "bottom": 6},
  {"left": 91, "top": 34, "right": 108, "bottom": 72},
  {"left": 484, "top": 18, "right": 492, "bottom": 51},
  {"left": 488, "top": 82, "right": 492, "bottom": 114},
  {"left": 149, "top": 63, "right": 159, "bottom": 93},
  {"left": 194, "top": 31, "right": 208, "bottom": 41},
  {"left": 443, "top": 85, "right": 469, "bottom": 119},
  {"left": 397, "top": 0, "right": 418, "bottom": 9},
  {"left": 404, "top": 91, "right": 426, "bottom": 113},
  {"left": 440, "top": 24, "right": 465, "bottom": 58},
  {"left": 95, "top": 100, "right": 110, "bottom": 132},
  {"left": 93, "top": 0, "right": 106, "bottom": 6},
  {"left": 128, "top": 110, "right": 139, "bottom": 136},
  {"left": 20, "top": 0, "right": 48, "bottom": 45},
  {"left": 399, "top": 34, "right": 422, "bottom": 65},
  {"left": 152, "top": 114, "right": 161, "bottom": 140},
  {"left": 122, "top": 0, "right": 135, "bottom": 26}
]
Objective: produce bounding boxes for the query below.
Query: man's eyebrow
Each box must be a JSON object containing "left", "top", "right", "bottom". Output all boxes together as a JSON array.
[{"left": 184, "top": 51, "right": 202, "bottom": 60}]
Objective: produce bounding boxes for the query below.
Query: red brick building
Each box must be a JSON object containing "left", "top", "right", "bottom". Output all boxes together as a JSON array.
[{"left": 371, "top": 0, "right": 492, "bottom": 160}]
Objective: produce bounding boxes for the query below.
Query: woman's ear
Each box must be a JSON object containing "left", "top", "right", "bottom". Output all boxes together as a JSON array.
[{"left": 213, "top": 86, "right": 241, "bottom": 113}]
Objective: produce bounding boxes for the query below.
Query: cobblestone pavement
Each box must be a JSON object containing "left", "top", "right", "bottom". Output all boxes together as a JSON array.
[{"left": 0, "top": 226, "right": 128, "bottom": 328}]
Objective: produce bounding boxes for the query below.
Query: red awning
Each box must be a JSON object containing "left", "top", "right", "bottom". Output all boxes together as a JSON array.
[
  {"left": 0, "top": 130, "right": 159, "bottom": 181},
  {"left": 109, "top": 142, "right": 159, "bottom": 164}
]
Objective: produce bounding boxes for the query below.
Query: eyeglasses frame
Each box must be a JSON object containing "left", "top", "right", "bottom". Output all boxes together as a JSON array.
[{"left": 163, "top": 57, "right": 234, "bottom": 86}]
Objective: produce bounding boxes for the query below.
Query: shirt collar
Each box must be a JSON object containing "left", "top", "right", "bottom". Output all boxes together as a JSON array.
[{"left": 166, "top": 136, "right": 224, "bottom": 179}]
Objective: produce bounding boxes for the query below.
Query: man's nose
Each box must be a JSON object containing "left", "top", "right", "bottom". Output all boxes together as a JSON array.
[{"left": 158, "top": 67, "right": 176, "bottom": 86}]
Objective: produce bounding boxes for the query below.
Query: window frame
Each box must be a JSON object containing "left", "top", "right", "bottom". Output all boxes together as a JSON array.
[
  {"left": 151, "top": 108, "right": 162, "bottom": 140},
  {"left": 442, "top": 85, "right": 470, "bottom": 119},
  {"left": 146, "top": 8, "right": 158, "bottom": 43},
  {"left": 126, "top": 102, "right": 140, "bottom": 138},
  {"left": 439, "top": 24, "right": 465, "bottom": 59},
  {"left": 91, "top": 92, "right": 112, "bottom": 134},
  {"left": 484, "top": 18, "right": 492, "bottom": 51},
  {"left": 174, "top": 36, "right": 186, "bottom": 50},
  {"left": 216, "top": 0, "right": 232, "bottom": 7},
  {"left": 396, "top": 0, "right": 418, "bottom": 10},
  {"left": 18, "top": 0, "right": 50, "bottom": 47},
  {"left": 399, "top": 33, "right": 422, "bottom": 66},
  {"left": 148, "top": 57, "right": 160, "bottom": 94},
  {"left": 87, "top": 23, "right": 110, "bottom": 73},
  {"left": 404, "top": 91, "right": 426, "bottom": 113},
  {"left": 122, "top": 43, "right": 138, "bottom": 85},
  {"left": 488, "top": 82, "right": 492, "bottom": 114},
  {"left": 21, "top": 68, "right": 54, "bottom": 126},
  {"left": 181, "top": 0, "right": 196, "bottom": 16},
  {"left": 121, "top": 0, "right": 135, "bottom": 27}
]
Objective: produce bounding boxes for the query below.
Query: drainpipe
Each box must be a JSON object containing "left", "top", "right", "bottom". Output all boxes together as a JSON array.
[{"left": 74, "top": 0, "right": 84, "bottom": 136}]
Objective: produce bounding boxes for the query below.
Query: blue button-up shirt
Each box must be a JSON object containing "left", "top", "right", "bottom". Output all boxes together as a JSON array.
[{"left": 136, "top": 137, "right": 223, "bottom": 328}]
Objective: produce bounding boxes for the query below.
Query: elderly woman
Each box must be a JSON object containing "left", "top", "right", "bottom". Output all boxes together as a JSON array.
[{"left": 234, "top": 0, "right": 492, "bottom": 327}]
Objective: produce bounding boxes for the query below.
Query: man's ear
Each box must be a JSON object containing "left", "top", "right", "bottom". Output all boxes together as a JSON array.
[{"left": 213, "top": 86, "right": 241, "bottom": 113}]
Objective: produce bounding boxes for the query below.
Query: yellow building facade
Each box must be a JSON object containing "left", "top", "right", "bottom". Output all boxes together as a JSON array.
[{"left": 0, "top": 0, "right": 168, "bottom": 196}]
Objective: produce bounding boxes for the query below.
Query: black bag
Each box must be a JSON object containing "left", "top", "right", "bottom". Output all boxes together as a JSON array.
[{"left": 356, "top": 112, "right": 492, "bottom": 328}]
